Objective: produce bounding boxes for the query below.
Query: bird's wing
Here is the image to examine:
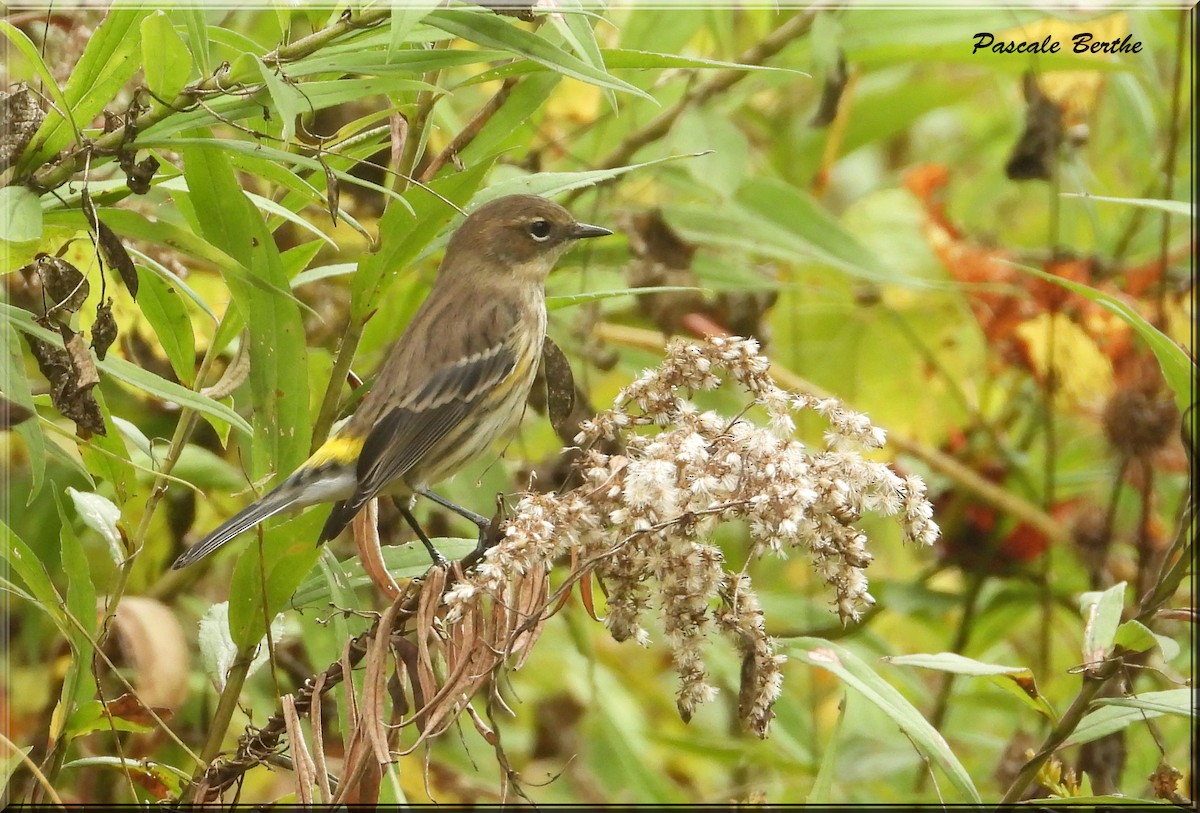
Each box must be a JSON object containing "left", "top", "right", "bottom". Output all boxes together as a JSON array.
[{"left": 318, "top": 334, "right": 518, "bottom": 542}]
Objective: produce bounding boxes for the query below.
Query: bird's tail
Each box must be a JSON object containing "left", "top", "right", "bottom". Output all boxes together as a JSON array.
[{"left": 171, "top": 481, "right": 304, "bottom": 570}]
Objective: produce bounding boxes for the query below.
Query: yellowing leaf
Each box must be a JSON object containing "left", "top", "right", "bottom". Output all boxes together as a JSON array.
[{"left": 1013, "top": 312, "right": 1115, "bottom": 408}]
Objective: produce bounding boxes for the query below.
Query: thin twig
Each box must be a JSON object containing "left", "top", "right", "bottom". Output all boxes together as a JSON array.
[
  {"left": 565, "top": 7, "right": 820, "bottom": 203},
  {"left": 420, "top": 76, "right": 519, "bottom": 183}
]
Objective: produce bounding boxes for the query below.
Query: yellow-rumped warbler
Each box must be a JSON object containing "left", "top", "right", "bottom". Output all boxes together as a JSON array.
[{"left": 171, "top": 194, "right": 611, "bottom": 570}]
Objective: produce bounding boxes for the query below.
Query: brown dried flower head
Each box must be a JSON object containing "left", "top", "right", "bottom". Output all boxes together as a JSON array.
[{"left": 443, "top": 336, "right": 939, "bottom": 737}]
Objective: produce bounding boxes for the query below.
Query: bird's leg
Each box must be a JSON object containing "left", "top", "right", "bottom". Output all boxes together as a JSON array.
[
  {"left": 393, "top": 497, "right": 449, "bottom": 569},
  {"left": 415, "top": 487, "right": 494, "bottom": 556}
]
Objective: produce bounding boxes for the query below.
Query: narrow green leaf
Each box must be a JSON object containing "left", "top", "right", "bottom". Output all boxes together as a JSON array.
[
  {"left": 477, "top": 151, "right": 710, "bottom": 204},
  {"left": 0, "top": 20, "right": 79, "bottom": 156},
  {"left": 177, "top": 8, "right": 211, "bottom": 75},
  {"left": 182, "top": 141, "right": 311, "bottom": 479},
  {"left": 141, "top": 11, "right": 192, "bottom": 103},
  {"left": 546, "top": 286, "right": 709, "bottom": 312},
  {"left": 0, "top": 186, "right": 43, "bottom": 242},
  {"left": 1, "top": 324, "right": 45, "bottom": 500},
  {"left": 0, "top": 302, "right": 251, "bottom": 436},
  {"left": 736, "top": 177, "right": 887, "bottom": 279},
  {"left": 459, "top": 46, "right": 806, "bottom": 86},
  {"left": 548, "top": 0, "right": 616, "bottom": 109},
  {"left": 426, "top": 8, "right": 651, "bottom": 100},
  {"left": 807, "top": 693, "right": 848, "bottom": 803},
  {"left": 884, "top": 652, "right": 1057, "bottom": 721},
  {"left": 53, "top": 490, "right": 100, "bottom": 716},
  {"left": 290, "top": 538, "right": 476, "bottom": 609},
  {"left": 0, "top": 519, "right": 66, "bottom": 629},
  {"left": 787, "top": 638, "right": 981, "bottom": 804},
  {"left": 256, "top": 57, "right": 305, "bottom": 143},
  {"left": 136, "top": 137, "right": 413, "bottom": 212},
  {"left": 389, "top": 4, "right": 436, "bottom": 57},
  {"left": 1080, "top": 582, "right": 1126, "bottom": 665},
  {"left": 136, "top": 268, "right": 196, "bottom": 385},
  {"left": 227, "top": 509, "right": 325, "bottom": 651},
  {"left": 1062, "top": 193, "right": 1194, "bottom": 218},
  {"left": 1064, "top": 689, "right": 1193, "bottom": 747},
  {"left": 1093, "top": 689, "right": 1194, "bottom": 718},
  {"left": 20, "top": 8, "right": 151, "bottom": 170}
]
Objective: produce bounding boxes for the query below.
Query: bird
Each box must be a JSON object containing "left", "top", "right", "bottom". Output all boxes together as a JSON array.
[{"left": 171, "top": 194, "right": 611, "bottom": 570}]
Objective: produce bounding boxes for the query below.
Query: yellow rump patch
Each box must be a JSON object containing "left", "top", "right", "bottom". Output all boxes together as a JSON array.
[{"left": 305, "top": 435, "right": 364, "bottom": 468}]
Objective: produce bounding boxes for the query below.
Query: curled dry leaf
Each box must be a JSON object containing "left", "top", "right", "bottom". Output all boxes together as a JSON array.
[
  {"left": 109, "top": 596, "right": 191, "bottom": 710},
  {"left": 0, "top": 85, "right": 44, "bottom": 172},
  {"left": 25, "top": 327, "right": 106, "bottom": 436}
]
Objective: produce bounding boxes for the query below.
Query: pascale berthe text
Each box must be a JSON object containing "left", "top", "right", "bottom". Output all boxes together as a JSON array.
[{"left": 972, "top": 32, "right": 1143, "bottom": 55}]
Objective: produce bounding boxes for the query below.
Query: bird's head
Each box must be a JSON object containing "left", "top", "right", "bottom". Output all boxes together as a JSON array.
[{"left": 442, "top": 194, "right": 612, "bottom": 283}]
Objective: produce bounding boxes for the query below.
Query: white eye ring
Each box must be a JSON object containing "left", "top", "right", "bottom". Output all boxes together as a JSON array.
[{"left": 529, "top": 219, "right": 552, "bottom": 241}]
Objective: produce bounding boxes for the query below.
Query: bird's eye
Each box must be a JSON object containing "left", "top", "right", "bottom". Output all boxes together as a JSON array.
[{"left": 528, "top": 219, "right": 552, "bottom": 241}]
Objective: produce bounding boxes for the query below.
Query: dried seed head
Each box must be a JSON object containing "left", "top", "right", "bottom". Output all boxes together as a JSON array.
[
  {"left": 1101, "top": 387, "right": 1177, "bottom": 459},
  {"left": 443, "top": 336, "right": 939, "bottom": 737}
]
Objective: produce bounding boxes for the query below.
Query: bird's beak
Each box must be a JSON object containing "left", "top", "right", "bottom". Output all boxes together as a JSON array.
[{"left": 570, "top": 222, "right": 613, "bottom": 240}]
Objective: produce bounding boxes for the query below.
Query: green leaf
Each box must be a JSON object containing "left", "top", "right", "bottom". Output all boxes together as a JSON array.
[
  {"left": 0, "top": 302, "right": 251, "bottom": 437},
  {"left": 458, "top": 46, "right": 806, "bottom": 86},
  {"left": 0, "top": 20, "right": 78, "bottom": 159},
  {"left": 1093, "top": 689, "right": 1194, "bottom": 718},
  {"left": 19, "top": 8, "right": 151, "bottom": 170},
  {"left": 547, "top": 0, "right": 616, "bottom": 109},
  {"left": 1, "top": 324, "right": 45, "bottom": 501},
  {"left": 1064, "top": 689, "right": 1193, "bottom": 747},
  {"left": 1062, "top": 193, "right": 1194, "bottom": 218},
  {"left": 426, "top": 8, "right": 651, "bottom": 100},
  {"left": 141, "top": 11, "right": 192, "bottom": 103},
  {"left": 1112, "top": 619, "right": 1179, "bottom": 660},
  {"left": 546, "top": 286, "right": 709, "bottom": 312},
  {"left": 883, "top": 652, "right": 1056, "bottom": 721},
  {"left": 177, "top": 8, "right": 210, "bottom": 75},
  {"left": 1015, "top": 264, "right": 1196, "bottom": 428},
  {"left": 477, "top": 151, "right": 710, "bottom": 204},
  {"left": 807, "top": 693, "right": 848, "bottom": 803},
  {"left": 198, "top": 600, "right": 285, "bottom": 691},
  {"left": 137, "top": 136, "right": 413, "bottom": 213},
  {"left": 290, "top": 537, "right": 476, "bottom": 609},
  {"left": 0, "top": 519, "right": 66, "bottom": 630},
  {"left": 136, "top": 267, "right": 196, "bottom": 386},
  {"left": 227, "top": 509, "right": 324, "bottom": 651},
  {"left": 65, "top": 488, "right": 124, "bottom": 566},
  {"left": 52, "top": 490, "right": 100, "bottom": 738},
  {"left": 787, "top": 638, "right": 981, "bottom": 804},
  {"left": 0, "top": 186, "right": 44, "bottom": 242},
  {"left": 352, "top": 159, "right": 494, "bottom": 320},
  {"left": 736, "top": 177, "right": 887, "bottom": 279},
  {"left": 389, "top": 3, "right": 436, "bottom": 57},
  {"left": 1080, "top": 582, "right": 1126, "bottom": 665},
  {"left": 182, "top": 140, "right": 311, "bottom": 479},
  {"left": 256, "top": 57, "right": 305, "bottom": 143}
]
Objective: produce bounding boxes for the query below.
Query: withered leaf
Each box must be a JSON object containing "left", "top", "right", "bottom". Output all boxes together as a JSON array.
[
  {"left": 0, "top": 86, "right": 44, "bottom": 172},
  {"left": 321, "top": 154, "right": 340, "bottom": 226},
  {"left": 82, "top": 188, "right": 139, "bottom": 298},
  {"left": 90, "top": 297, "right": 118, "bottom": 360},
  {"left": 119, "top": 150, "right": 160, "bottom": 195},
  {"left": 36, "top": 254, "right": 89, "bottom": 322},
  {"left": 0, "top": 394, "right": 35, "bottom": 430},
  {"left": 541, "top": 337, "right": 576, "bottom": 440},
  {"left": 25, "top": 328, "right": 106, "bottom": 437},
  {"left": 1005, "top": 72, "right": 1064, "bottom": 182},
  {"left": 64, "top": 329, "right": 101, "bottom": 392},
  {"left": 105, "top": 692, "right": 173, "bottom": 727}
]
